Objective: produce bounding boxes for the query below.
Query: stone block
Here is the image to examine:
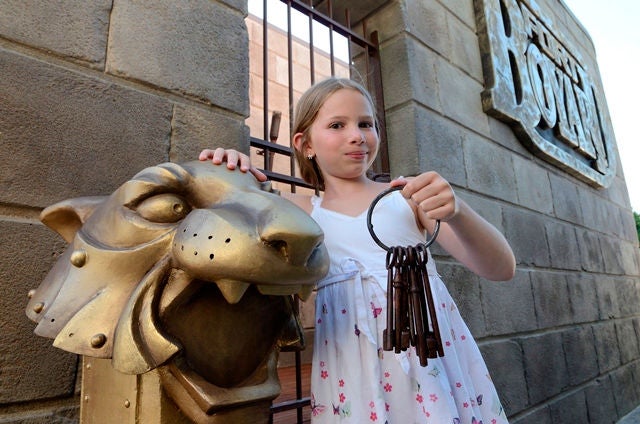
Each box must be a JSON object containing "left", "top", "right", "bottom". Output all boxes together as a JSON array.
[
  {"left": 459, "top": 190, "right": 506, "bottom": 234},
  {"left": 380, "top": 35, "right": 441, "bottom": 113},
  {"left": 576, "top": 228, "right": 604, "bottom": 273},
  {"left": 566, "top": 273, "right": 600, "bottom": 323},
  {"left": 578, "top": 189, "right": 608, "bottom": 233},
  {"left": 617, "top": 278, "right": 640, "bottom": 317},
  {"left": 545, "top": 221, "right": 582, "bottom": 271},
  {"left": 438, "top": 263, "right": 486, "bottom": 337},
  {"left": 531, "top": 271, "right": 573, "bottom": 328},
  {"left": 480, "top": 341, "right": 527, "bottom": 416},
  {"left": 435, "top": 58, "right": 491, "bottom": 137},
  {"left": 443, "top": 0, "right": 476, "bottom": 31},
  {"left": 548, "top": 390, "right": 589, "bottom": 423},
  {"left": 611, "top": 365, "right": 640, "bottom": 418},
  {"left": 404, "top": 0, "right": 449, "bottom": 58},
  {"left": 0, "top": 221, "right": 78, "bottom": 403},
  {"left": 385, "top": 105, "right": 466, "bottom": 187},
  {"left": 0, "top": 0, "right": 111, "bottom": 66},
  {"left": 513, "top": 155, "right": 553, "bottom": 215},
  {"left": 360, "top": 1, "right": 404, "bottom": 43},
  {"left": 562, "top": 326, "right": 598, "bottom": 385},
  {"left": 596, "top": 276, "right": 621, "bottom": 320},
  {"left": 621, "top": 209, "right": 640, "bottom": 245},
  {"left": 521, "top": 332, "right": 568, "bottom": 405},
  {"left": 169, "top": 104, "right": 249, "bottom": 163},
  {"left": 0, "top": 48, "right": 172, "bottom": 208},
  {"left": 592, "top": 321, "right": 622, "bottom": 373},
  {"left": 464, "top": 133, "right": 518, "bottom": 203},
  {"left": 415, "top": 109, "right": 466, "bottom": 186},
  {"left": 510, "top": 406, "right": 551, "bottom": 424},
  {"left": 549, "top": 173, "right": 583, "bottom": 223},
  {"left": 486, "top": 116, "right": 529, "bottom": 154},
  {"left": 584, "top": 376, "right": 619, "bottom": 424},
  {"left": 503, "top": 207, "right": 550, "bottom": 267},
  {"left": 481, "top": 271, "right": 537, "bottom": 335},
  {"left": 446, "top": 9, "right": 483, "bottom": 81},
  {"left": 0, "top": 405, "right": 79, "bottom": 424},
  {"left": 616, "top": 319, "right": 640, "bottom": 365},
  {"left": 600, "top": 235, "right": 629, "bottom": 275},
  {"left": 106, "top": 0, "right": 249, "bottom": 115},
  {"left": 385, "top": 105, "right": 421, "bottom": 175}
]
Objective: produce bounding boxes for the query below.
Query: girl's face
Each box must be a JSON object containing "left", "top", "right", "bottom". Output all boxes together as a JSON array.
[{"left": 303, "top": 88, "right": 379, "bottom": 182}]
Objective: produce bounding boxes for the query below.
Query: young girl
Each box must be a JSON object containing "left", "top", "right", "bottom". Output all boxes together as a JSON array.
[{"left": 200, "top": 77, "right": 515, "bottom": 423}]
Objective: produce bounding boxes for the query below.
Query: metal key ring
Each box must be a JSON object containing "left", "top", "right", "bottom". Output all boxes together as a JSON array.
[{"left": 366, "top": 186, "right": 440, "bottom": 252}]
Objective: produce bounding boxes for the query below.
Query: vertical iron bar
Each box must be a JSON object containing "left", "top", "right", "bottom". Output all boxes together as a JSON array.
[
  {"left": 345, "top": 9, "right": 352, "bottom": 79},
  {"left": 308, "top": 0, "right": 315, "bottom": 84},
  {"left": 328, "top": 0, "right": 335, "bottom": 76},
  {"left": 286, "top": 0, "right": 297, "bottom": 194},
  {"left": 368, "top": 30, "right": 389, "bottom": 175},
  {"left": 262, "top": 0, "right": 270, "bottom": 171}
]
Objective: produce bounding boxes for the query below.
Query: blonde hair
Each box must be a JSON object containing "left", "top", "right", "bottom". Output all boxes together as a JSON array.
[{"left": 292, "top": 77, "right": 379, "bottom": 191}]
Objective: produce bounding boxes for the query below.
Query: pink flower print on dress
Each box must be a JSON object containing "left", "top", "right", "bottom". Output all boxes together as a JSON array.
[{"left": 370, "top": 301, "right": 382, "bottom": 318}]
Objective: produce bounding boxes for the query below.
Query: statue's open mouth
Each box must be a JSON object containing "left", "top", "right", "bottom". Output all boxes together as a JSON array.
[{"left": 156, "top": 269, "right": 305, "bottom": 419}]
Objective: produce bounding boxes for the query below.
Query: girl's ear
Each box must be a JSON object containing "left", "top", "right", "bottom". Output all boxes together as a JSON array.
[{"left": 292, "top": 132, "right": 307, "bottom": 153}]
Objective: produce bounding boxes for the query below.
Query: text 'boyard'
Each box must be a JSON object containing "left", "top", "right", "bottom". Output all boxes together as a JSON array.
[{"left": 474, "top": 0, "right": 616, "bottom": 188}]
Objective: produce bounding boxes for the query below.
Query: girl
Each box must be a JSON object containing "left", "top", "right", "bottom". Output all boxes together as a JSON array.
[{"left": 200, "top": 77, "right": 515, "bottom": 423}]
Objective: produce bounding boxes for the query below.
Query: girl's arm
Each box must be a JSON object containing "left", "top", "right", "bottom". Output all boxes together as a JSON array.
[{"left": 393, "top": 172, "right": 516, "bottom": 282}]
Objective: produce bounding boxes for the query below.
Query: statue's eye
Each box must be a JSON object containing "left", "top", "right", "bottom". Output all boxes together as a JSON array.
[{"left": 135, "top": 193, "right": 191, "bottom": 223}]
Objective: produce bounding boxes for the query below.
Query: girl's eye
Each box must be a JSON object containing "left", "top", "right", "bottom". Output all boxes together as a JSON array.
[
  {"left": 329, "top": 122, "right": 343, "bottom": 129},
  {"left": 359, "top": 121, "right": 374, "bottom": 128},
  {"left": 134, "top": 193, "right": 191, "bottom": 223}
]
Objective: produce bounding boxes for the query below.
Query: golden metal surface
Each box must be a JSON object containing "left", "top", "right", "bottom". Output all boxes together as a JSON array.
[{"left": 27, "top": 161, "right": 329, "bottom": 423}]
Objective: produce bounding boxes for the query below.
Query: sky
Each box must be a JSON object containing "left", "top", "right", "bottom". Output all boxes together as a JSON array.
[
  {"left": 557, "top": 0, "right": 640, "bottom": 212},
  {"left": 250, "top": 0, "right": 639, "bottom": 212}
]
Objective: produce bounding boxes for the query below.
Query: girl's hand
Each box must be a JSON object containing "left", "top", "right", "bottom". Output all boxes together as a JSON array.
[
  {"left": 391, "top": 172, "right": 458, "bottom": 222},
  {"left": 199, "top": 148, "right": 268, "bottom": 182}
]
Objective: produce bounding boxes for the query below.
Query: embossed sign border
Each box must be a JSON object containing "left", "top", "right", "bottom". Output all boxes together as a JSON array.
[{"left": 474, "top": 0, "right": 616, "bottom": 188}]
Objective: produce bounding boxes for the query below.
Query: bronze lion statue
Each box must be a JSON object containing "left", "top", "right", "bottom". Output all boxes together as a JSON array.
[{"left": 26, "top": 161, "right": 328, "bottom": 423}]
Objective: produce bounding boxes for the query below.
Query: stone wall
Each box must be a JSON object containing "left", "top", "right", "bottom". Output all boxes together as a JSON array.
[
  {"left": 1, "top": 0, "right": 639, "bottom": 423},
  {"left": 360, "top": 0, "right": 640, "bottom": 422},
  {"left": 0, "top": 0, "right": 249, "bottom": 422}
]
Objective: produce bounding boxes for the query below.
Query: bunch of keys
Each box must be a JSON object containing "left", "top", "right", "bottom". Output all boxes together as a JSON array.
[{"left": 367, "top": 186, "right": 444, "bottom": 366}]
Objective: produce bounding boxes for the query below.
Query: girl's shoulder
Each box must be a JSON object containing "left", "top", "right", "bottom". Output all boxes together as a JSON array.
[{"left": 281, "top": 192, "right": 314, "bottom": 214}]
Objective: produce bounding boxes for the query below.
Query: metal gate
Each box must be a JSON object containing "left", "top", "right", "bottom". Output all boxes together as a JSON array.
[{"left": 247, "top": 1, "right": 388, "bottom": 422}]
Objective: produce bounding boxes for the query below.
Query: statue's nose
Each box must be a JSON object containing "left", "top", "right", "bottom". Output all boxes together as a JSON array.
[
  {"left": 255, "top": 194, "right": 322, "bottom": 266},
  {"left": 260, "top": 220, "right": 324, "bottom": 267}
]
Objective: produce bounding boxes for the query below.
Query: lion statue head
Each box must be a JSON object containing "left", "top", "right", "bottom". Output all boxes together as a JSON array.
[{"left": 26, "top": 161, "right": 328, "bottom": 423}]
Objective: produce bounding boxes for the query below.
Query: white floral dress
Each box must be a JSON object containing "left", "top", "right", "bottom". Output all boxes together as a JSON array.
[{"left": 309, "top": 191, "right": 508, "bottom": 424}]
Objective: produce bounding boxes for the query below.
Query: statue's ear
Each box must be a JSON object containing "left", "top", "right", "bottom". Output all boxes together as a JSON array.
[{"left": 40, "top": 196, "right": 107, "bottom": 243}]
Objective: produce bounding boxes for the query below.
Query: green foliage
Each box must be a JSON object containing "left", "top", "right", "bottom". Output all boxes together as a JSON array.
[{"left": 635, "top": 211, "right": 640, "bottom": 241}]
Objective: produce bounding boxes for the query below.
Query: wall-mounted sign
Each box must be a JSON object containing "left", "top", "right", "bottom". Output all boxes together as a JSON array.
[{"left": 474, "top": 0, "right": 616, "bottom": 188}]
